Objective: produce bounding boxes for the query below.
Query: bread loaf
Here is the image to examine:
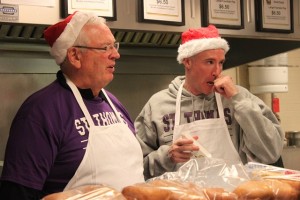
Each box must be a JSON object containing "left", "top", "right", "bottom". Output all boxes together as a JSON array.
[
  {"left": 123, "top": 178, "right": 300, "bottom": 200},
  {"left": 264, "top": 179, "right": 298, "bottom": 200},
  {"left": 233, "top": 180, "right": 274, "bottom": 199},
  {"left": 122, "top": 179, "right": 208, "bottom": 200},
  {"left": 268, "top": 178, "right": 300, "bottom": 199},
  {"left": 203, "top": 188, "right": 238, "bottom": 200},
  {"left": 42, "top": 184, "right": 126, "bottom": 200},
  {"left": 233, "top": 179, "right": 300, "bottom": 200},
  {"left": 122, "top": 179, "right": 239, "bottom": 200},
  {"left": 122, "top": 184, "right": 174, "bottom": 200},
  {"left": 275, "top": 178, "right": 300, "bottom": 192}
]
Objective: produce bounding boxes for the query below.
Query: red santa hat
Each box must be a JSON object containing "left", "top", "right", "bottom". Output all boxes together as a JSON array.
[
  {"left": 44, "top": 11, "right": 104, "bottom": 65},
  {"left": 177, "top": 25, "right": 230, "bottom": 64}
]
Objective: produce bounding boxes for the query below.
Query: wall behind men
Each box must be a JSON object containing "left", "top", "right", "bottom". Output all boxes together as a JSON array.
[
  {"left": 234, "top": 49, "right": 300, "bottom": 134},
  {"left": 271, "top": 49, "right": 300, "bottom": 133}
]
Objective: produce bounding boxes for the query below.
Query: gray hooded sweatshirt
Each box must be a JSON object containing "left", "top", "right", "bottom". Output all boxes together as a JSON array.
[{"left": 135, "top": 76, "right": 284, "bottom": 180}]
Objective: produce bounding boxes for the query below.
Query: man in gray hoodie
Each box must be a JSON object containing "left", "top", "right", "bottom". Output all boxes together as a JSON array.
[{"left": 135, "top": 25, "right": 284, "bottom": 180}]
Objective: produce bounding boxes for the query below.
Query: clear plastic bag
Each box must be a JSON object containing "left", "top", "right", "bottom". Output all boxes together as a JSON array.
[
  {"left": 151, "top": 157, "right": 250, "bottom": 192},
  {"left": 122, "top": 179, "right": 239, "bottom": 200},
  {"left": 229, "top": 162, "right": 300, "bottom": 199},
  {"left": 146, "top": 158, "right": 300, "bottom": 199},
  {"left": 245, "top": 161, "right": 300, "bottom": 181},
  {"left": 122, "top": 157, "right": 248, "bottom": 200}
]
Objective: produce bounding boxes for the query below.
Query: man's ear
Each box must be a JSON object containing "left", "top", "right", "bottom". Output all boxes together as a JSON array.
[
  {"left": 182, "top": 57, "right": 192, "bottom": 70},
  {"left": 67, "top": 47, "right": 81, "bottom": 69}
]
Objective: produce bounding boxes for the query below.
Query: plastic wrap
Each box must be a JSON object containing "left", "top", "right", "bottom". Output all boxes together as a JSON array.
[
  {"left": 243, "top": 162, "right": 300, "bottom": 199},
  {"left": 121, "top": 157, "right": 247, "bottom": 199},
  {"left": 129, "top": 158, "right": 300, "bottom": 200},
  {"left": 122, "top": 179, "right": 207, "bottom": 200},
  {"left": 151, "top": 157, "right": 250, "bottom": 192},
  {"left": 122, "top": 179, "right": 238, "bottom": 200},
  {"left": 245, "top": 162, "right": 300, "bottom": 181}
]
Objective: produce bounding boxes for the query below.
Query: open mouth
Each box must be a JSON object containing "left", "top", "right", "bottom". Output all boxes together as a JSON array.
[{"left": 207, "top": 81, "right": 214, "bottom": 86}]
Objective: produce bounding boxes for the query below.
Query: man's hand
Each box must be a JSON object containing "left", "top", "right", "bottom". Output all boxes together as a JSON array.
[
  {"left": 168, "top": 136, "right": 199, "bottom": 163},
  {"left": 213, "top": 75, "right": 238, "bottom": 98}
]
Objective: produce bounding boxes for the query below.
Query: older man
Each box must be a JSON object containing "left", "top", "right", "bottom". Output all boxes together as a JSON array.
[{"left": 0, "top": 11, "right": 144, "bottom": 199}]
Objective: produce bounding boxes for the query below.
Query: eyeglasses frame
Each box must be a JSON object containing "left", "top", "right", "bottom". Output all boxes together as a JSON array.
[{"left": 74, "top": 42, "right": 119, "bottom": 52}]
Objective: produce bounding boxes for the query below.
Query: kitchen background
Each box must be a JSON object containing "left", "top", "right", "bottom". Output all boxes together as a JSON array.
[{"left": 0, "top": 0, "right": 300, "bottom": 175}]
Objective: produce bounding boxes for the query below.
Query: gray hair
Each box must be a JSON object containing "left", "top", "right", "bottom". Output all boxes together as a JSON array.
[{"left": 73, "top": 16, "right": 107, "bottom": 47}]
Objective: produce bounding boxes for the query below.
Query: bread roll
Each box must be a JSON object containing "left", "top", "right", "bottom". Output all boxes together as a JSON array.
[
  {"left": 233, "top": 180, "right": 274, "bottom": 200},
  {"left": 276, "top": 178, "right": 300, "bottom": 191},
  {"left": 122, "top": 184, "right": 174, "bottom": 200},
  {"left": 203, "top": 188, "right": 238, "bottom": 200},
  {"left": 251, "top": 170, "right": 282, "bottom": 178},
  {"left": 122, "top": 179, "right": 208, "bottom": 200},
  {"left": 264, "top": 179, "right": 298, "bottom": 200},
  {"left": 269, "top": 178, "right": 300, "bottom": 199},
  {"left": 42, "top": 184, "right": 126, "bottom": 200}
]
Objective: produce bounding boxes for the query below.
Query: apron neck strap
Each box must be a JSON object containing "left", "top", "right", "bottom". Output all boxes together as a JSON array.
[
  {"left": 215, "top": 93, "right": 224, "bottom": 118},
  {"left": 101, "top": 89, "right": 123, "bottom": 122},
  {"left": 64, "top": 74, "right": 122, "bottom": 127},
  {"left": 175, "top": 82, "right": 184, "bottom": 126},
  {"left": 65, "top": 74, "right": 95, "bottom": 126}
]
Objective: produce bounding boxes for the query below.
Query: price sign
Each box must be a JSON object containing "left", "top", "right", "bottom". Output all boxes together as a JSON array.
[
  {"left": 138, "top": 0, "right": 185, "bottom": 26},
  {"left": 255, "top": 0, "right": 293, "bottom": 33},
  {"left": 201, "top": 0, "right": 243, "bottom": 29}
]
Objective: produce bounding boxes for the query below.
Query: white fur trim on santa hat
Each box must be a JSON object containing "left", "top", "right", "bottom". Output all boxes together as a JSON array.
[
  {"left": 50, "top": 12, "right": 100, "bottom": 65},
  {"left": 177, "top": 37, "right": 230, "bottom": 64}
]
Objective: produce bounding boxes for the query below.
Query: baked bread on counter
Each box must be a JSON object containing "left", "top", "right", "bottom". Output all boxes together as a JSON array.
[
  {"left": 122, "top": 179, "right": 238, "bottom": 200},
  {"left": 233, "top": 179, "right": 299, "bottom": 200},
  {"left": 42, "top": 178, "right": 300, "bottom": 200},
  {"left": 122, "top": 179, "right": 300, "bottom": 200}
]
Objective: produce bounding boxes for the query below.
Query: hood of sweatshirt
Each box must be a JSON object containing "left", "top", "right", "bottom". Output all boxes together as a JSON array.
[{"left": 168, "top": 76, "right": 216, "bottom": 101}]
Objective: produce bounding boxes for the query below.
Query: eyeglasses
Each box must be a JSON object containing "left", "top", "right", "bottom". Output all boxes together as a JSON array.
[{"left": 74, "top": 42, "right": 119, "bottom": 52}]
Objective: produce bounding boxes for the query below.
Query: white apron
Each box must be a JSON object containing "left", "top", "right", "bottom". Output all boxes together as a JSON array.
[
  {"left": 173, "top": 82, "right": 240, "bottom": 162},
  {"left": 64, "top": 76, "right": 144, "bottom": 191}
]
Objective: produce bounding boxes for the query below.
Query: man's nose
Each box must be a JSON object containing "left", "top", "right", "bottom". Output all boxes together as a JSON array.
[
  {"left": 212, "top": 65, "right": 222, "bottom": 78},
  {"left": 111, "top": 49, "right": 120, "bottom": 59}
]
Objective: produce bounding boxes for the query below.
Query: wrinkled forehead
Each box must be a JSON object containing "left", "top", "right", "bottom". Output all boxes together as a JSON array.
[{"left": 81, "top": 23, "right": 115, "bottom": 44}]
